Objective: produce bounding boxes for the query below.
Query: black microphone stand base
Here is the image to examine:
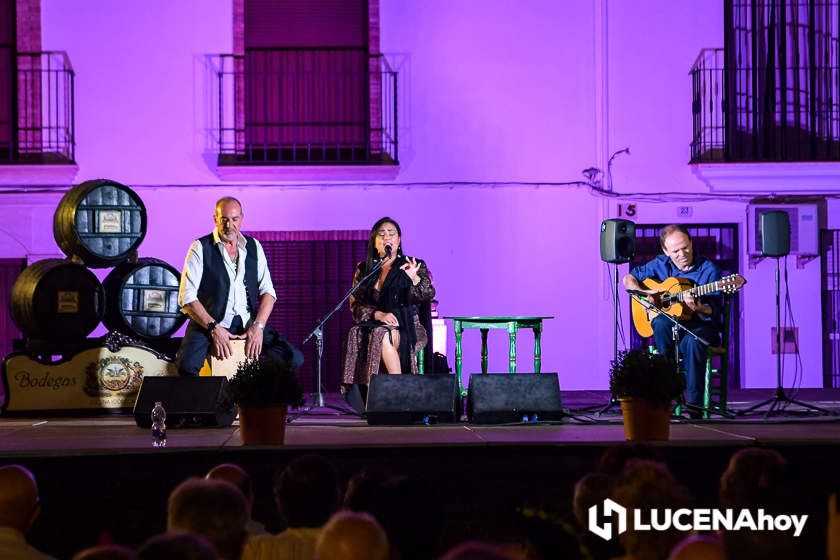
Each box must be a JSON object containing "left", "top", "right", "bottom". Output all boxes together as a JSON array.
[
  {"left": 596, "top": 396, "right": 621, "bottom": 416},
  {"left": 287, "top": 396, "right": 359, "bottom": 423},
  {"left": 737, "top": 387, "right": 835, "bottom": 418}
]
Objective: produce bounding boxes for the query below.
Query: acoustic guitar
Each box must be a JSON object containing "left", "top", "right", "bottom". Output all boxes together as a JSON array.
[{"left": 630, "top": 274, "right": 747, "bottom": 338}]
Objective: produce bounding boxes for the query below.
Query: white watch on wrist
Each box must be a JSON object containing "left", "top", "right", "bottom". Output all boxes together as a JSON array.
[{"left": 253, "top": 321, "right": 265, "bottom": 330}]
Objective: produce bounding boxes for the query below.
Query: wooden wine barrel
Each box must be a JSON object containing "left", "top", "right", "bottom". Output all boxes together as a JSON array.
[
  {"left": 102, "top": 257, "right": 187, "bottom": 340},
  {"left": 53, "top": 179, "right": 147, "bottom": 268},
  {"left": 10, "top": 259, "right": 105, "bottom": 341}
]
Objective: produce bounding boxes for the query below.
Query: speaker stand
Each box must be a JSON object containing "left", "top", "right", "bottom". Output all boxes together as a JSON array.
[
  {"left": 738, "top": 257, "right": 834, "bottom": 417},
  {"left": 574, "top": 264, "right": 622, "bottom": 416}
]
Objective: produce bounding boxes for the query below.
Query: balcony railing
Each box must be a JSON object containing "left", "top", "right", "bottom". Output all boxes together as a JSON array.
[
  {"left": 690, "top": 48, "right": 726, "bottom": 163},
  {"left": 691, "top": 47, "right": 840, "bottom": 163},
  {"left": 217, "top": 48, "right": 398, "bottom": 166},
  {"left": 0, "top": 51, "right": 75, "bottom": 164}
]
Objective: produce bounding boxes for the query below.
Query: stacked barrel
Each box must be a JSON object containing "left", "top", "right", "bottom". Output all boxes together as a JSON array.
[{"left": 10, "top": 179, "right": 187, "bottom": 348}]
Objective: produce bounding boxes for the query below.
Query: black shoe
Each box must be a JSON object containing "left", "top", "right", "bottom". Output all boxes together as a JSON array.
[{"left": 685, "top": 408, "right": 703, "bottom": 420}]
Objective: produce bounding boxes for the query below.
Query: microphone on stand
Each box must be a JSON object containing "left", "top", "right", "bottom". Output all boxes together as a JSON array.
[{"left": 384, "top": 245, "right": 392, "bottom": 258}]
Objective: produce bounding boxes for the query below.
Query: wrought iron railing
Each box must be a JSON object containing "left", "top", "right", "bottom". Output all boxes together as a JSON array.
[
  {"left": 0, "top": 51, "right": 75, "bottom": 164},
  {"left": 693, "top": 0, "right": 840, "bottom": 162},
  {"left": 690, "top": 48, "right": 726, "bottom": 163},
  {"left": 690, "top": 48, "right": 840, "bottom": 162},
  {"left": 217, "top": 48, "right": 397, "bottom": 165}
]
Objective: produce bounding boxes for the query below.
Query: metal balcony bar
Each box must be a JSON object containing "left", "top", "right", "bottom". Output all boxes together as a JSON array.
[
  {"left": 217, "top": 48, "right": 397, "bottom": 165},
  {"left": 0, "top": 51, "right": 75, "bottom": 164}
]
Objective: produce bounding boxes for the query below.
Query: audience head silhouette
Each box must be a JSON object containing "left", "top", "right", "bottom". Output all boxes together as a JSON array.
[
  {"left": 0, "top": 464, "right": 41, "bottom": 534},
  {"left": 205, "top": 463, "right": 254, "bottom": 507},
  {"left": 167, "top": 477, "right": 248, "bottom": 560},
  {"left": 274, "top": 454, "right": 340, "bottom": 528},
  {"left": 315, "top": 510, "right": 389, "bottom": 560},
  {"left": 136, "top": 531, "right": 218, "bottom": 560}
]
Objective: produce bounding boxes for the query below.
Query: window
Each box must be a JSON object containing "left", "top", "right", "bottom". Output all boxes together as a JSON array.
[{"left": 219, "top": 0, "right": 397, "bottom": 165}]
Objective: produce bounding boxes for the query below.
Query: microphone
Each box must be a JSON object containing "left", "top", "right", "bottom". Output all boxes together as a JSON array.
[
  {"left": 384, "top": 245, "right": 392, "bottom": 258},
  {"left": 626, "top": 289, "right": 649, "bottom": 298}
]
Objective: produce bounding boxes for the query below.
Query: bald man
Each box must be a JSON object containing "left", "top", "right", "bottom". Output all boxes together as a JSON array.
[
  {"left": 205, "top": 463, "right": 266, "bottom": 536},
  {"left": 315, "top": 511, "right": 389, "bottom": 560},
  {"left": 177, "top": 196, "right": 303, "bottom": 376},
  {"left": 0, "top": 464, "right": 56, "bottom": 560}
]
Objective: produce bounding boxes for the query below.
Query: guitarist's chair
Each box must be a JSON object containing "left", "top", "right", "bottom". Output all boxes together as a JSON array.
[{"left": 702, "top": 295, "right": 734, "bottom": 419}]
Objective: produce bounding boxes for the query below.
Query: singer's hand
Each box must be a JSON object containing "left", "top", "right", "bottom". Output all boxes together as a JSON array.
[
  {"left": 374, "top": 311, "right": 399, "bottom": 326},
  {"left": 401, "top": 257, "right": 421, "bottom": 285}
]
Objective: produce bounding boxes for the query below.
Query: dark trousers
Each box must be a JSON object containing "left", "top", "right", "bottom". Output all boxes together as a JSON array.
[
  {"left": 177, "top": 316, "right": 304, "bottom": 376},
  {"left": 651, "top": 315, "right": 719, "bottom": 407}
]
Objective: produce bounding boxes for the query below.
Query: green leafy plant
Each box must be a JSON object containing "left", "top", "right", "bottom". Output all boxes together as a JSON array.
[
  {"left": 609, "top": 349, "right": 685, "bottom": 408},
  {"left": 226, "top": 355, "right": 304, "bottom": 408}
]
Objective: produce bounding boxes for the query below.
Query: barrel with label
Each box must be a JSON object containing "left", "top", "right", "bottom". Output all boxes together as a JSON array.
[
  {"left": 102, "top": 257, "right": 187, "bottom": 340},
  {"left": 53, "top": 179, "right": 147, "bottom": 268},
  {"left": 10, "top": 259, "right": 105, "bottom": 341}
]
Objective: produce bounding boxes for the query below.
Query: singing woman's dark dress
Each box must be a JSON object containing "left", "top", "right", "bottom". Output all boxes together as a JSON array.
[{"left": 341, "top": 257, "right": 435, "bottom": 392}]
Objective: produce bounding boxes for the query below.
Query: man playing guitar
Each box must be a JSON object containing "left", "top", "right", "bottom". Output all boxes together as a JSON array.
[{"left": 623, "top": 224, "right": 723, "bottom": 415}]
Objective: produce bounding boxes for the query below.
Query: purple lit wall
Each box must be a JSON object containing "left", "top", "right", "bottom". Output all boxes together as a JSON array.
[{"left": 0, "top": 1, "right": 836, "bottom": 392}]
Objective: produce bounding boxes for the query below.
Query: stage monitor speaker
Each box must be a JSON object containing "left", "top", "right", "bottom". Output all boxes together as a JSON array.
[
  {"left": 600, "top": 219, "right": 636, "bottom": 264},
  {"left": 760, "top": 210, "right": 791, "bottom": 257},
  {"left": 468, "top": 373, "right": 563, "bottom": 424},
  {"left": 366, "top": 374, "right": 459, "bottom": 425},
  {"left": 133, "top": 376, "right": 235, "bottom": 428}
]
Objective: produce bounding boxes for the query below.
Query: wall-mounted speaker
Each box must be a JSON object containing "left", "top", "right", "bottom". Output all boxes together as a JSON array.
[
  {"left": 133, "top": 376, "right": 235, "bottom": 428},
  {"left": 366, "top": 374, "right": 459, "bottom": 425},
  {"left": 468, "top": 373, "right": 563, "bottom": 424},
  {"left": 600, "top": 219, "right": 636, "bottom": 264}
]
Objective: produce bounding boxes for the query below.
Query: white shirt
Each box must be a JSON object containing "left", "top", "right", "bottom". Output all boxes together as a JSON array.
[
  {"left": 241, "top": 527, "right": 321, "bottom": 560},
  {"left": 0, "top": 527, "right": 56, "bottom": 560},
  {"left": 178, "top": 230, "right": 276, "bottom": 328}
]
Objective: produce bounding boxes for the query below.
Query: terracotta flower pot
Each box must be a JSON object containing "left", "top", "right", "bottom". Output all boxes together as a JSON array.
[
  {"left": 237, "top": 404, "right": 288, "bottom": 445},
  {"left": 619, "top": 398, "right": 671, "bottom": 441}
]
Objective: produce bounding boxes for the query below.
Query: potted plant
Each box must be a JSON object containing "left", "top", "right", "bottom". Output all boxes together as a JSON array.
[
  {"left": 609, "top": 349, "right": 684, "bottom": 441},
  {"left": 226, "top": 355, "right": 304, "bottom": 445}
]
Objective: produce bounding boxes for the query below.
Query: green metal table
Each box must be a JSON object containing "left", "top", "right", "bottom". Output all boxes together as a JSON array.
[{"left": 445, "top": 316, "right": 553, "bottom": 395}]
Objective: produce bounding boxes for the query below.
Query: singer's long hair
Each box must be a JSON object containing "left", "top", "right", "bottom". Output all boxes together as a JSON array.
[{"left": 364, "top": 216, "right": 404, "bottom": 271}]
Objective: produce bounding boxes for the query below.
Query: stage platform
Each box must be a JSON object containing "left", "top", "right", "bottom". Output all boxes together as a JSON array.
[{"left": 3, "top": 388, "right": 840, "bottom": 557}]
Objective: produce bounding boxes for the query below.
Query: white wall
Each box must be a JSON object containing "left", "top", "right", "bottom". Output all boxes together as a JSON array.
[{"left": 0, "top": 0, "right": 834, "bottom": 390}]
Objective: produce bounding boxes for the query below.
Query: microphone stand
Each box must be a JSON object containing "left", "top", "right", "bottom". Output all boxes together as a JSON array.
[
  {"left": 287, "top": 257, "right": 388, "bottom": 422},
  {"left": 627, "top": 293, "right": 732, "bottom": 419}
]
